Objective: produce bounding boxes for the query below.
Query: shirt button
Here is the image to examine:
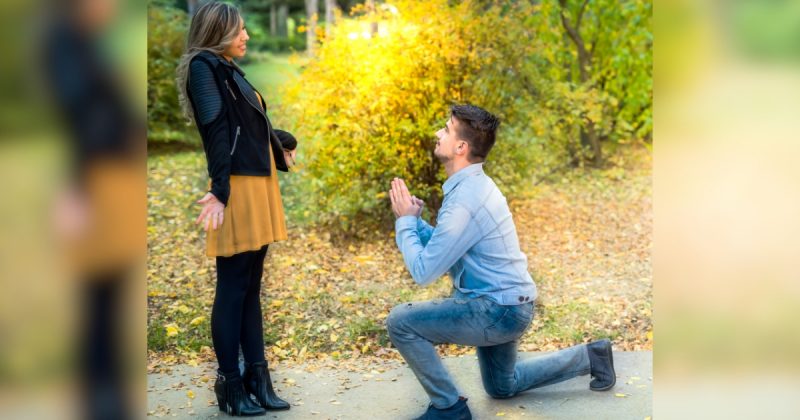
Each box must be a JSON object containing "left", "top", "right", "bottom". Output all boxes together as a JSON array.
[{"left": 518, "top": 296, "right": 524, "bottom": 302}]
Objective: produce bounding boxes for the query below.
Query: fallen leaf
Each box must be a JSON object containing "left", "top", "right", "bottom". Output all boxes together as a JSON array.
[{"left": 165, "top": 324, "right": 180, "bottom": 337}]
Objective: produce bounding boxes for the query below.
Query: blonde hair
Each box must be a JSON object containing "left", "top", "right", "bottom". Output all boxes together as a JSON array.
[{"left": 176, "top": 1, "right": 242, "bottom": 124}]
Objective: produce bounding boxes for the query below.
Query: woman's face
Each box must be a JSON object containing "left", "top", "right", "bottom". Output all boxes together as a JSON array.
[{"left": 222, "top": 17, "right": 249, "bottom": 60}]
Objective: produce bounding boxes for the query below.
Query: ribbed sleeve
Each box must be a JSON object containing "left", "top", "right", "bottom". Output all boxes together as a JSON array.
[{"left": 188, "top": 60, "right": 222, "bottom": 125}]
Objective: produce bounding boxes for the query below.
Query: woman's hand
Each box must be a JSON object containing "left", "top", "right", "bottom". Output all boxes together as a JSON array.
[
  {"left": 195, "top": 192, "right": 225, "bottom": 231},
  {"left": 284, "top": 148, "right": 297, "bottom": 168}
]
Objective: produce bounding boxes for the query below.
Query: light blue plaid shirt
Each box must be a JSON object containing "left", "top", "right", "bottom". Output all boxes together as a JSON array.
[{"left": 395, "top": 163, "right": 537, "bottom": 305}]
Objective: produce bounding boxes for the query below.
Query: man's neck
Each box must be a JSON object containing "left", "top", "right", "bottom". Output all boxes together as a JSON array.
[{"left": 444, "top": 159, "right": 476, "bottom": 178}]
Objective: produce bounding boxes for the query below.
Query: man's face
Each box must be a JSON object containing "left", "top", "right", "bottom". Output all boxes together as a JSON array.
[{"left": 434, "top": 116, "right": 464, "bottom": 162}]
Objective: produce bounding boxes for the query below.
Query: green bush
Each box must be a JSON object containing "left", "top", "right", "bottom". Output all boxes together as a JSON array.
[
  {"left": 247, "top": 34, "right": 307, "bottom": 54},
  {"left": 147, "top": 5, "right": 197, "bottom": 146}
]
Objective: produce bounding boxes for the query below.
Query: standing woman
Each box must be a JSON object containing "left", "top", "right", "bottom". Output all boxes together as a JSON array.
[{"left": 176, "top": 2, "right": 296, "bottom": 416}]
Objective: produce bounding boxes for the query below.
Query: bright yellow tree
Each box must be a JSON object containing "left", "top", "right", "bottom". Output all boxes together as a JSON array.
[{"left": 284, "top": 0, "right": 523, "bottom": 232}]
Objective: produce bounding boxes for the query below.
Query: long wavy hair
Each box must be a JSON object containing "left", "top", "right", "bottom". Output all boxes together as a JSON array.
[{"left": 175, "top": 1, "right": 242, "bottom": 124}]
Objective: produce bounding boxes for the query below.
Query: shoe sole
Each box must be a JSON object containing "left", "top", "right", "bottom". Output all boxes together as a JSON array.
[
  {"left": 218, "top": 403, "right": 267, "bottom": 416},
  {"left": 264, "top": 405, "right": 291, "bottom": 411},
  {"left": 590, "top": 378, "right": 616, "bottom": 391}
]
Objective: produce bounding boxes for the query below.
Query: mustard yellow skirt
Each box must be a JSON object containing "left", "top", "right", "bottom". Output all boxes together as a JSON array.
[{"left": 205, "top": 170, "right": 287, "bottom": 258}]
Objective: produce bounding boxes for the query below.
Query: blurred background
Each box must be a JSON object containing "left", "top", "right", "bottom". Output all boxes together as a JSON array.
[
  {"left": 0, "top": 0, "right": 146, "bottom": 418},
  {"left": 656, "top": 0, "right": 800, "bottom": 418}
]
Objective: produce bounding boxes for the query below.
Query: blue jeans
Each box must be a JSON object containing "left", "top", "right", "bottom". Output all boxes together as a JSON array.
[{"left": 386, "top": 292, "right": 590, "bottom": 409}]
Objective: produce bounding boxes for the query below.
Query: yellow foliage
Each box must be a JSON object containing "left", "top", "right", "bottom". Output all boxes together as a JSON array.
[
  {"left": 189, "top": 316, "right": 205, "bottom": 327},
  {"left": 283, "top": 0, "right": 490, "bottom": 231},
  {"left": 165, "top": 324, "right": 180, "bottom": 338}
]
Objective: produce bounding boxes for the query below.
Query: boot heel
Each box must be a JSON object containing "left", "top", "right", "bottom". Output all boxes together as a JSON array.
[{"left": 216, "top": 393, "right": 227, "bottom": 413}]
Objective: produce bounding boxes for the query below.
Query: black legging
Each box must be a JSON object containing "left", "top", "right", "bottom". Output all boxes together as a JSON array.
[{"left": 212, "top": 245, "right": 268, "bottom": 375}]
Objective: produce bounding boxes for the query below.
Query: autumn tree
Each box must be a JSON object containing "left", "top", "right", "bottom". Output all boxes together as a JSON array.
[{"left": 278, "top": 0, "right": 651, "bottom": 233}]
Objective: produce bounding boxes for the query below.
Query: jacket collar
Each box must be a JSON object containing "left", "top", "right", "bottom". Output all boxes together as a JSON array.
[
  {"left": 442, "top": 163, "right": 484, "bottom": 195},
  {"left": 198, "top": 51, "right": 245, "bottom": 76}
]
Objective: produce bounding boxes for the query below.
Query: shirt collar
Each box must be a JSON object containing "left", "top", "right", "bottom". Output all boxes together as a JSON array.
[{"left": 442, "top": 163, "right": 484, "bottom": 195}]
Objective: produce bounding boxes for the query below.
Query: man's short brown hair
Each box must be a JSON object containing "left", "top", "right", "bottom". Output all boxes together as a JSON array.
[{"left": 450, "top": 104, "right": 500, "bottom": 162}]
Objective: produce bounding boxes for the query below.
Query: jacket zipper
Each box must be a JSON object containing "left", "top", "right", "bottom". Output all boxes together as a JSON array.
[
  {"left": 230, "top": 76, "right": 287, "bottom": 169},
  {"left": 236, "top": 81, "right": 282, "bottom": 149},
  {"left": 230, "top": 126, "right": 240, "bottom": 155},
  {"left": 224, "top": 80, "right": 237, "bottom": 100}
]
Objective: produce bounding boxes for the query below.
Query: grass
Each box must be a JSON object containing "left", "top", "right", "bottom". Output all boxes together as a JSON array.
[{"left": 240, "top": 51, "right": 306, "bottom": 106}]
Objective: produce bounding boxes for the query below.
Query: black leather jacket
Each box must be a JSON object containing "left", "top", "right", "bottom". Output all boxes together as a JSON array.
[{"left": 187, "top": 51, "right": 289, "bottom": 206}]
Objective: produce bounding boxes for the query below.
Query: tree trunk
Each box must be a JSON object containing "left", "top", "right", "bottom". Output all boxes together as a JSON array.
[
  {"left": 270, "top": 3, "right": 277, "bottom": 37},
  {"left": 187, "top": 0, "right": 199, "bottom": 15},
  {"left": 366, "top": 0, "right": 379, "bottom": 36},
  {"left": 324, "top": 0, "right": 336, "bottom": 37},
  {"left": 305, "top": 0, "right": 319, "bottom": 55},
  {"left": 559, "top": 0, "right": 602, "bottom": 166},
  {"left": 580, "top": 123, "right": 602, "bottom": 166},
  {"left": 277, "top": 4, "right": 288, "bottom": 38}
]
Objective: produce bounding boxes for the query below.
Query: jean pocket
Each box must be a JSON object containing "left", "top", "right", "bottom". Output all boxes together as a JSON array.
[
  {"left": 513, "top": 302, "right": 534, "bottom": 323},
  {"left": 483, "top": 306, "right": 531, "bottom": 345}
]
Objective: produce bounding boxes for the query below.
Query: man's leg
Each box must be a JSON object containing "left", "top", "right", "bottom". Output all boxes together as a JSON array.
[
  {"left": 386, "top": 297, "right": 502, "bottom": 409},
  {"left": 478, "top": 342, "right": 591, "bottom": 398},
  {"left": 476, "top": 301, "right": 591, "bottom": 398}
]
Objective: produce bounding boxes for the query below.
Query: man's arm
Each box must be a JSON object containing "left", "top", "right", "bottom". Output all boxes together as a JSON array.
[
  {"left": 395, "top": 204, "right": 482, "bottom": 286},
  {"left": 417, "top": 218, "right": 434, "bottom": 246},
  {"left": 409, "top": 195, "right": 434, "bottom": 246}
]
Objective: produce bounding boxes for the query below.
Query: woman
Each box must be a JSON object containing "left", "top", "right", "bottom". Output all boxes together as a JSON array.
[{"left": 176, "top": 2, "right": 296, "bottom": 416}]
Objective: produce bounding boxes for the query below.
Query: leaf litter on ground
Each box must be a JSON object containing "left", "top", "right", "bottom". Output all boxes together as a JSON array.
[{"left": 147, "top": 147, "right": 652, "bottom": 373}]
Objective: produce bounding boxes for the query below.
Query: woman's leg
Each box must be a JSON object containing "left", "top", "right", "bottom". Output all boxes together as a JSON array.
[
  {"left": 212, "top": 251, "right": 255, "bottom": 374},
  {"left": 240, "top": 245, "right": 268, "bottom": 363},
  {"left": 238, "top": 246, "right": 290, "bottom": 410}
]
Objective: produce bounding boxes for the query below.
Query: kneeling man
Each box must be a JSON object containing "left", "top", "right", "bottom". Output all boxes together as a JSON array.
[{"left": 387, "top": 105, "right": 615, "bottom": 420}]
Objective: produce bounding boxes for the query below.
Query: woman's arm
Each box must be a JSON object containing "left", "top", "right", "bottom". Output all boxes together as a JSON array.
[
  {"left": 274, "top": 129, "right": 298, "bottom": 168},
  {"left": 188, "top": 59, "right": 232, "bottom": 206}
]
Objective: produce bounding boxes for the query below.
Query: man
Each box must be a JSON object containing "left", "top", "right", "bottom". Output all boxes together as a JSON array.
[{"left": 387, "top": 105, "right": 615, "bottom": 420}]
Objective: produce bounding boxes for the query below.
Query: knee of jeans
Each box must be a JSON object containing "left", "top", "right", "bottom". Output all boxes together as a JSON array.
[
  {"left": 385, "top": 303, "right": 410, "bottom": 333},
  {"left": 484, "top": 382, "right": 516, "bottom": 399}
]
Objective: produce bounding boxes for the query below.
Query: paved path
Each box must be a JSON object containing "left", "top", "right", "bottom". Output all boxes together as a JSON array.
[{"left": 148, "top": 352, "right": 652, "bottom": 419}]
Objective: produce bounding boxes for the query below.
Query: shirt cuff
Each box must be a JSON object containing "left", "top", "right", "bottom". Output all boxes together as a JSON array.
[{"left": 395, "top": 215, "right": 417, "bottom": 231}]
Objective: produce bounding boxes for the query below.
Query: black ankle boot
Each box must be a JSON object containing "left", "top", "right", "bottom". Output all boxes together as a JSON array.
[
  {"left": 214, "top": 370, "right": 266, "bottom": 417},
  {"left": 243, "top": 361, "right": 290, "bottom": 410},
  {"left": 587, "top": 339, "right": 616, "bottom": 391}
]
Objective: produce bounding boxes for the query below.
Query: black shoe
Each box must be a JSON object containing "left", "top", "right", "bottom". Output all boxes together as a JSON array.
[
  {"left": 414, "top": 397, "right": 472, "bottom": 420},
  {"left": 214, "top": 370, "right": 266, "bottom": 417},
  {"left": 243, "top": 361, "right": 290, "bottom": 411},
  {"left": 587, "top": 339, "right": 616, "bottom": 391}
]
